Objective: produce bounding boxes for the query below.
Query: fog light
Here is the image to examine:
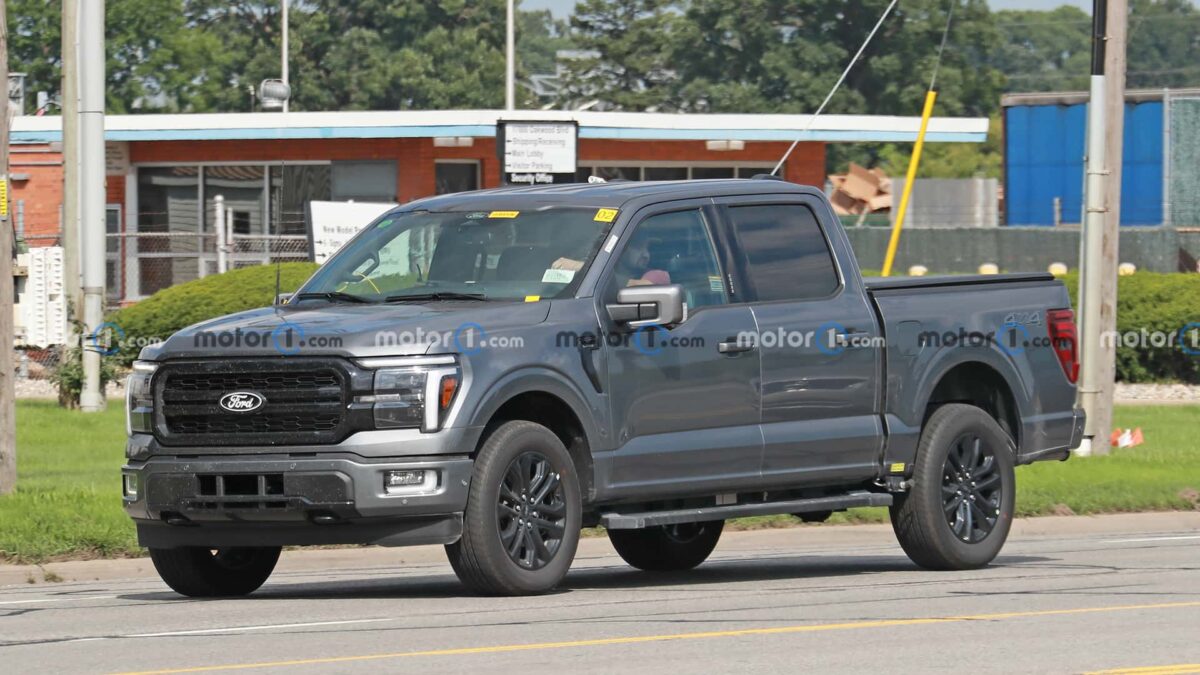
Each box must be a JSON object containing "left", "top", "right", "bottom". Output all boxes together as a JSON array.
[
  {"left": 383, "top": 469, "right": 437, "bottom": 495},
  {"left": 123, "top": 473, "right": 139, "bottom": 499}
]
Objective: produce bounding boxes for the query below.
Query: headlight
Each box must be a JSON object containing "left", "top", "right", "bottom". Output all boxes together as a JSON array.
[
  {"left": 126, "top": 360, "right": 158, "bottom": 435},
  {"left": 354, "top": 356, "right": 460, "bottom": 432}
]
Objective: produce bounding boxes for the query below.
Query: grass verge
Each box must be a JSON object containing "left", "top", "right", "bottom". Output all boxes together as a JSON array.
[{"left": 1, "top": 402, "right": 1196, "bottom": 564}]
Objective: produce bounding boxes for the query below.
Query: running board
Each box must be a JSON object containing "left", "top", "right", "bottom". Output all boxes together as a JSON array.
[{"left": 600, "top": 491, "right": 893, "bottom": 530}]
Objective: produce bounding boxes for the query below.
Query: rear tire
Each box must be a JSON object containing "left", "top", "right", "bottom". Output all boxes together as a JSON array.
[
  {"left": 890, "top": 403, "right": 1016, "bottom": 570},
  {"left": 148, "top": 546, "right": 281, "bottom": 597},
  {"left": 608, "top": 520, "right": 724, "bottom": 572},
  {"left": 446, "top": 420, "right": 582, "bottom": 595}
]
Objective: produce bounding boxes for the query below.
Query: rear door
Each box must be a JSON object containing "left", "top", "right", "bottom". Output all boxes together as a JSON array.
[
  {"left": 600, "top": 201, "right": 762, "bottom": 498},
  {"left": 714, "top": 195, "right": 883, "bottom": 487}
]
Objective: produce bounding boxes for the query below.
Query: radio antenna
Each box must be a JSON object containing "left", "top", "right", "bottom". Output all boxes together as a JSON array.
[{"left": 771, "top": 0, "right": 900, "bottom": 176}]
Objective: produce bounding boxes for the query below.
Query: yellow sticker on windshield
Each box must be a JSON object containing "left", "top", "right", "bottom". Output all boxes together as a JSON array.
[
  {"left": 525, "top": 295, "right": 541, "bottom": 302},
  {"left": 488, "top": 210, "right": 520, "bottom": 219},
  {"left": 594, "top": 208, "right": 619, "bottom": 223}
]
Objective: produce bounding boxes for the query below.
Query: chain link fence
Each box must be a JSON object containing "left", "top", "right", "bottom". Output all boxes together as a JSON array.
[{"left": 105, "top": 232, "right": 310, "bottom": 300}]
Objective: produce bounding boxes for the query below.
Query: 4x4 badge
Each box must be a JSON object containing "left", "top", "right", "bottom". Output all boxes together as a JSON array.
[{"left": 218, "top": 391, "right": 265, "bottom": 413}]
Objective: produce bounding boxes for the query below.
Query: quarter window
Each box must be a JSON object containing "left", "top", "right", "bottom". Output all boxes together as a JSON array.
[{"left": 727, "top": 204, "right": 839, "bottom": 302}]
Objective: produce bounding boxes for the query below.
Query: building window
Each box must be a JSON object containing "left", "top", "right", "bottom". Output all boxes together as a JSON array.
[
  {"left": 106, "top": 205, "right": 122, "bottom": 305},
  {"left": 435, "top": 161, "right": 480, "bottom": 194},
  {"left": 644, "top": 167, "right": 688, "bottom": 181},
  {"left": 332, "top": 160, "right": 397, "bottom": 202},
  {"left": 205, "top": 165, "right": 266, "bottom": 242},
  {"left": 691, "top": 166, "right": 735, "bottom": 179},
  {"left": 136, "top": 166, "right": 201, "bottom": 296},
  {"left": 270, "top": 165, "right": 331, "bottom": 235}
]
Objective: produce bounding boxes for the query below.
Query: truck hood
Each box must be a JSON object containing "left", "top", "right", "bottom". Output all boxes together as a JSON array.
[{"left": 139, "top": 301, "right": 552, "bottom": 361}]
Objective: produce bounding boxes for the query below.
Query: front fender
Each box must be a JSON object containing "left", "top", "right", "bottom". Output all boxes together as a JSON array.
[{"left": 463, "top": 366, "right": 609, "bottom": 457}]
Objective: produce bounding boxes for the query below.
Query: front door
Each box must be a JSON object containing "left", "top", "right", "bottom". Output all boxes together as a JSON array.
[{"left": 602, "top": 205, "right": 762, "bottom": 498}]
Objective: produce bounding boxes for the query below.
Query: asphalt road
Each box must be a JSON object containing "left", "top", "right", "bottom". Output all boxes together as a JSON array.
[{"left": 2, "top": 513, "right": 1198, "bottom": 675}]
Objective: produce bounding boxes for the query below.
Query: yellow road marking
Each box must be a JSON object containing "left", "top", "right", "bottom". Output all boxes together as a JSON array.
[
  {"left": 1086, "top": 666, "right": 1200, "bottom": 675},
  {"left": 115, "top": 600, "right": 1200, "bottom": 675}
]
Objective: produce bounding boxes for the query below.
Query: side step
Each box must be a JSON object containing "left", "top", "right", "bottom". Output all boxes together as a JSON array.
[{"left": 600, "top": 491, "right": 893, "bottom": 530}]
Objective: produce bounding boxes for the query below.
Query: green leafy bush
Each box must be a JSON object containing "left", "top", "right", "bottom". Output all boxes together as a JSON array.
[
  {"left": 105, "top": 262, "right": 319, "bottom": 364},
  {"left": 1061, "top": 271, "right": 1200, "bottom": 383},
  {"left": 49, "top": 345, "right": 120, "bottom": 409}
]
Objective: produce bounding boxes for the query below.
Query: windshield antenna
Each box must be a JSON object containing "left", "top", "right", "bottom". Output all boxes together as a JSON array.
[{"left": 770, "top": 0, "right": 899, "bottom": 176}]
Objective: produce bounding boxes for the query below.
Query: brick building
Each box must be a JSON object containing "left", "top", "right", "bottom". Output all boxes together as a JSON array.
[{"left": 11, "top": 109, "right": 985, "bottom": 304}]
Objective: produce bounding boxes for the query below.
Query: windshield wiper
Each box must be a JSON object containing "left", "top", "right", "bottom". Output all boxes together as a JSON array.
[
  {"left": 292, "top": 291, "right": 372, "bottom": 304},
  {"left": 384, "top": 291, "right": 488, "bottom": 303}
]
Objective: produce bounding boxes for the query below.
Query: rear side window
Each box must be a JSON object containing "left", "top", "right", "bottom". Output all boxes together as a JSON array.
[{"left": 727, "top": 204, "right": 839, "bottom": 302}]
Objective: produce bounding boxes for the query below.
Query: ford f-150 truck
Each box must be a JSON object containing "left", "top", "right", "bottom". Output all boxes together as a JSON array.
[{"left": 123, "top": 178, "right": 1084, "bottom": 597}]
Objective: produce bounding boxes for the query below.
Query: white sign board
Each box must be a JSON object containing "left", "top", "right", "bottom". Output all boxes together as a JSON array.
[
  {"left": 306, "top": 201, "right": 396, "bottom": 264},
  {"left": 105, "top": 142, "right": 130, "bottom": 175},
  {"left": 501, "top": 121, "right": 577, "bottom": 176}
]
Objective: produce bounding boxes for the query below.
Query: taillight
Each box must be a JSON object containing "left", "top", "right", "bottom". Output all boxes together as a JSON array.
[{"left": 1047, "top": 309, "right": 1079, "bottom": 383}]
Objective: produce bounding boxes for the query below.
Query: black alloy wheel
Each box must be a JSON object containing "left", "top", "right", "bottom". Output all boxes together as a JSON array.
[
  {"left": 941, "top": 433, "right": 1004, "bottom": 543},
  {"left": 498, "top": 451, "right": 568, "bottom": 571}
]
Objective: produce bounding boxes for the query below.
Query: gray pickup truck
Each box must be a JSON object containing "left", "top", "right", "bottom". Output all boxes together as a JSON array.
[{"left": 123, "top": 178, "right": 1084, "bottom": 597}]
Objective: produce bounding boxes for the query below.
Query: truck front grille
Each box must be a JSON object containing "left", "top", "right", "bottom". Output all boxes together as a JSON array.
[{"left": 154, "top": 359, "right": 356, "bottom": 447}]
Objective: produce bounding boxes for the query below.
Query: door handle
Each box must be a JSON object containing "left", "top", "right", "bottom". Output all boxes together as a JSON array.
[
  {"left": 718, "top": 338, "right": 755, "bottom": 354},
  {"left": 833, "top": 330, "right": 871, "bottom": 348}
]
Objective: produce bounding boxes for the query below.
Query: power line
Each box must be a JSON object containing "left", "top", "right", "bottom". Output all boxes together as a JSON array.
[{"left": 771, "top": 0, "right": 899, "bottom": 176}]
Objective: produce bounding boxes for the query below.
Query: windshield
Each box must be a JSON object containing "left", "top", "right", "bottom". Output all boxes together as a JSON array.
[{"left": 300, "top": 207, "right": 614, "bottom": 302}]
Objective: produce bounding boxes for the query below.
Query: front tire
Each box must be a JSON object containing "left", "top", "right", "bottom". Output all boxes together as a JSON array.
[
  {"left": 890, "top": 403, "right": 1016, "bottom": 570},
  {"left": 446, "top": 420, "right": 582, "bottom": 595},
  {"left": 148, "top": 546, "right": 281, "bottom": 597},
  {"left": 608, "top": 520, "right": 724, "bottom": 572}
]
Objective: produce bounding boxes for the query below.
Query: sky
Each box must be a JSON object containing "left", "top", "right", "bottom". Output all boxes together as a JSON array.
[{"left": 520, "top": 0, "right": 1103, "bottom": 17}]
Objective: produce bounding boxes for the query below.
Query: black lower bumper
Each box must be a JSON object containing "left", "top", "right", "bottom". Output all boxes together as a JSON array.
[{"left": 136, "top": 514, "right": 462, "bottom": 548}]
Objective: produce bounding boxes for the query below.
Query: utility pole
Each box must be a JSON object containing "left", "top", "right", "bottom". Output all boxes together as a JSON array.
[
  {"left": 1, "top": 0, "right": 17, "bottom": 495},
  {"left": 1096, "top": 0, "right": 1127, "bottom": 453},
  {"left": 62, "top": 0, "right": 81, "bottom": 340},
  {"left": 281, "top": 0, "right": 289, "bottom": 113},
  {"left": 1076, "top": 0, "right": 1124, "bottom": 456},
  {"left": 505, "top": 0, "right": 515, "bottom": 110},
  {"left": 78, "top": 0, "right": 105, "bottom": 412}
]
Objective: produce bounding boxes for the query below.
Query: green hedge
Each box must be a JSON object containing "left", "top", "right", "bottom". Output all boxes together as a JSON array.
[
  {"left": 1061, "top": 271, "right": 1200, "bottom": 383},
  {"left": 105, "top": 262, "right": 319, "bottom": 365}
]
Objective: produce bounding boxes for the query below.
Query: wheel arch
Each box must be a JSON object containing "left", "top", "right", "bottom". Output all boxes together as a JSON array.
[
  {"left": 468, "top": 370, "right": 603, "bottom": 502},
  {"left": 924, "top": 361, "right": 1022, "bottom": 453}
]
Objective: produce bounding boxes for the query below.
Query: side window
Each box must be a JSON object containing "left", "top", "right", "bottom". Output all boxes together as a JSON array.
[
  {"left": 607, "top": 209, "right": 728, "bottom": 310},
  {"left": 728, "top": 204, "right": 839, "bottom": 302}
]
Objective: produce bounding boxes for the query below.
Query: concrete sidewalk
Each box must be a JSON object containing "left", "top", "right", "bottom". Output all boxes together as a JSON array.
[{"left": 3, "top": 510, "right": 1197, "bottom": 588}]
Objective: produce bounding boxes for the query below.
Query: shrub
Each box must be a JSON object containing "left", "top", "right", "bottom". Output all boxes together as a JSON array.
[
  {"left": 1061, "top": 271, "right": 1200, "bottom": 383},
  {"left": 49, "top": 345, "right": 120, "bottom": 409},
  {"left": 105, "top": 262, "right": 319, "bottom": 365}
]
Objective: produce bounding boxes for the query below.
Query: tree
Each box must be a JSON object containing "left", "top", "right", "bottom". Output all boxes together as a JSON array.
[
  {"left": 518, "top": 8, "right": 575, "bottom": 77},
  {"left": 7, "top": 0, "right": 58, "bottom": 114},
  {"left": 992, "top": 6, "right": 1091, "bottom": 93},
  {"left": 558, "top": 0, "right": 680, "bottom": 111},
  {"left": 673, "top": 0, "right": 1004, "bottom": 118},
  {"left": 1126, "top": 0, "right": 1200, "bottom": 89}
]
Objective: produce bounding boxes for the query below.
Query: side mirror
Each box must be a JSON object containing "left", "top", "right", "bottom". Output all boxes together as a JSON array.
[
  {"left": 275, "top": 293, "right": 293, "bottom": 306},
  {"left": 606, "top": 284, "right": 686, "bottom": 328}
]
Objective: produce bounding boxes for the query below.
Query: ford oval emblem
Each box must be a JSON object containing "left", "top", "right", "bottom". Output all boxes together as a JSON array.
[{"left": 218, "top": 391, "right": 265, "bottom": 413}]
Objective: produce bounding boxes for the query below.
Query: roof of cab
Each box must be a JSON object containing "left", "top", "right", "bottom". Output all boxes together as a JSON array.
[{"left": 396, "top": 178, "right": 822, "bottom": 213}]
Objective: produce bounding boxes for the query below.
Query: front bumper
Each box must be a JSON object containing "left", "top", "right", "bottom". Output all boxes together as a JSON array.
[{"left": 123, "top": 454, "right": 473, "bottom": 548}]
